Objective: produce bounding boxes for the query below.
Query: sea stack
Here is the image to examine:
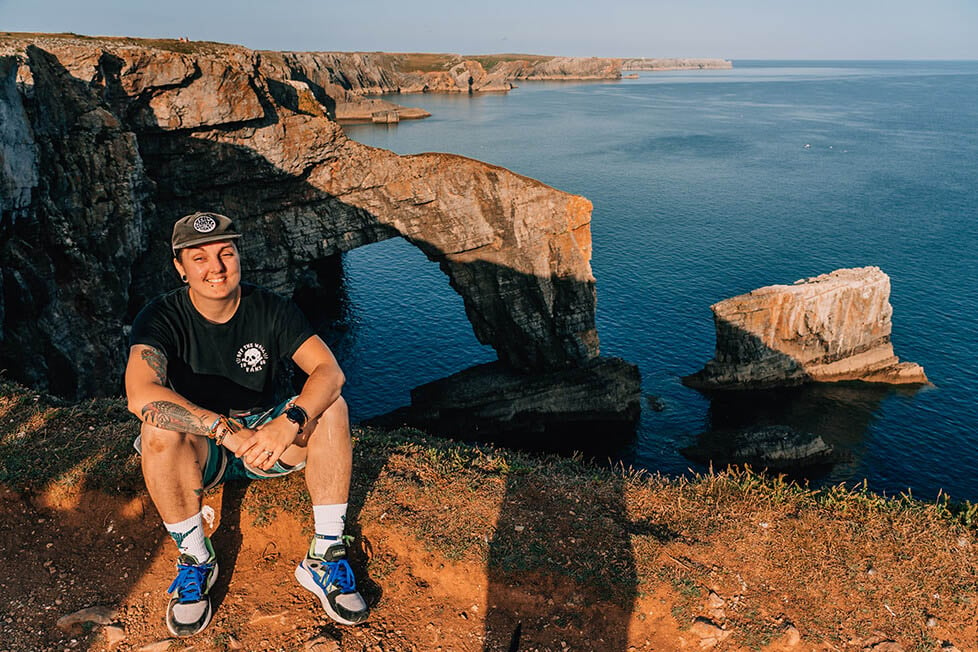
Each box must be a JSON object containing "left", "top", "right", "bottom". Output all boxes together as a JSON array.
[{"left": 684, "top": 267, "right": 928, "bottom": 389}]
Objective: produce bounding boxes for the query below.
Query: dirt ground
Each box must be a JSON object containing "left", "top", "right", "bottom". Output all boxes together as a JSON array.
[
  {"left": 0, "top": 483, "right": 677, "bottom": 652},
  {"left": 3, "top": 466, "right": 977, "bottom": 652}
]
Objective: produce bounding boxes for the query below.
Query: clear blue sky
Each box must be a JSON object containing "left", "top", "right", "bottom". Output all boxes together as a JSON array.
[{"left": 2, "top": 0, "right": 976, "bottom": 59}]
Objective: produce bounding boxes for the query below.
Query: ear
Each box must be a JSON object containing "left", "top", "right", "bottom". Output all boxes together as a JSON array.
[{"left": 173, "top": 254, "right": 187, "bottom": 282}]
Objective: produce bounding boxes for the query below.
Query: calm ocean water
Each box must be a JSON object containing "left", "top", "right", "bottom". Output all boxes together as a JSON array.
[{"left": 340, "top": 61, "right": 978, "bottom": 501}]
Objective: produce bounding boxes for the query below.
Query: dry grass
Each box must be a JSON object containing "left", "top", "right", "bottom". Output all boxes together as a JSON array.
[
  {"left": 0, "top": 32, "right": 247, "bottom": 55},
  {"left": 466, "top": 54, "right": 555, "bottom": 71}
]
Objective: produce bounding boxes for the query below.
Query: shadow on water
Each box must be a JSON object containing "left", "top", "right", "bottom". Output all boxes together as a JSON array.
[{"left": 683, "top": 382, "right": 921, "bottom": 485}]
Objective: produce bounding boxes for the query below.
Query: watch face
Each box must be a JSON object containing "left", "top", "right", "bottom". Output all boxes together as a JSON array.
[{"left": 286, "top": 406, "right": 305, "bottom": 426}]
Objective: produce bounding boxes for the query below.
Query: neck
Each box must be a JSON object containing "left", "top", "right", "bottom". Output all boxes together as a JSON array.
[{"left": 187, "top": 286, "right": 242, "bottom": 324}]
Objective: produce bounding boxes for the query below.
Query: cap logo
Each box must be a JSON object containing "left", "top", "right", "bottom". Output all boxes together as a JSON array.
[{"left": 193, "top": 215, "right": 217, "bottom": 233}]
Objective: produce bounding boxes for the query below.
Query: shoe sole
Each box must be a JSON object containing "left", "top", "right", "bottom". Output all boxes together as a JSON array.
[
  {"left": 165, "top": 561, "right": 219, "bottom": 638},
  {"left": 294, "top": 563, "right": 365, "bottom": 626}
]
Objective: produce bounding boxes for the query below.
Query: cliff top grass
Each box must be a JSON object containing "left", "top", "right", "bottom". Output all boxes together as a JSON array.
[
  {"left": 1, "top": 377, "right": 976, "bottom": 649},
  {"left": 0, "top": 33, "right": 563, "bottom": 71},
  {"left": 0, "top": 31, "right": 248, "bottom": 56},
  {"left": 351, "top": 52, "right": 557, "bottom": 73}
]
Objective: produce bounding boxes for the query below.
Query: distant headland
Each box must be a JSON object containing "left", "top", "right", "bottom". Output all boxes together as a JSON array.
[{"left": 258, "top": 51, "right": 733, "bottom": 121}]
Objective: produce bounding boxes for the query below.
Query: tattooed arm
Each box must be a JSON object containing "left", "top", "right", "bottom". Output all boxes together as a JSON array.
[{"left": 124, "top": 344, "right": 216, "bottom": 437}]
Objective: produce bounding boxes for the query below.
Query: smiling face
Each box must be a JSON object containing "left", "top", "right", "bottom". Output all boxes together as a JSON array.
[{"left": 173, "top": 240, "right": 242, "bottom": 302}]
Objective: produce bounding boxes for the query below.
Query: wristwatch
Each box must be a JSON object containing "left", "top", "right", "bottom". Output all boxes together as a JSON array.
[{"left": 285, "top": 403, "right": 309, "bottom": 434}]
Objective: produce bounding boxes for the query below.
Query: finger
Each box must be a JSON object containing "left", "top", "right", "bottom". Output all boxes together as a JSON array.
[
  {"left": 235, "top": 432, "right": 261, "bottom": 458},
  {"left": 248, "top": 446, "right": 271, "bottom": 466},
  {"left": 258, "top": 447, "right": 278, "bottom": 470},
  {"left": 252, "top": 443, "right": 279, "bottom": 467}
]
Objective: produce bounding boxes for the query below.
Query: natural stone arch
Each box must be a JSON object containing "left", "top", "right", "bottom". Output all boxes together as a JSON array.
[{"left": 1, "top": 38, "right": 601, "bottom": 398}]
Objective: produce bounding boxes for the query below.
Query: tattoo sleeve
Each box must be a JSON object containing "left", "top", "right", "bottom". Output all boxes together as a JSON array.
[
  {"left": 140, "top": 347, "right": 168, "bottom": 385},
  {"left": 141, "top": 401, "right": 209, "bottom": 435}
]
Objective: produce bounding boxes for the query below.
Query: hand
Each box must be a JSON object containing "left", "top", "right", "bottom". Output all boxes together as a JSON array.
[
  {"left": 236, "top": 415, "right": 299, "bottom": 471},
  {"left": 218, "top": 426, "right": 254, "bottom": 456}
]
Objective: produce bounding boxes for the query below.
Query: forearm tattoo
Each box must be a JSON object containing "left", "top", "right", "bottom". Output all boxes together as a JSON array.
[
  {"left": 141, "top": 347, "right": 168, "bottom": 385},
  {"left": 141, "top": 401, "right": 208, "bottom": 435}
]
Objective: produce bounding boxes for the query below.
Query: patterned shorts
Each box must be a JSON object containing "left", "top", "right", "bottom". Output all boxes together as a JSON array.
[{"left": 133, "top": 396, "right": 306, "bottom": 490}]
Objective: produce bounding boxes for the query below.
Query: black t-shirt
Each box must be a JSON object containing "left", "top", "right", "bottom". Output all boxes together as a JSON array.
[{"left": 129, "top": 283, "right": 315, "bottom": 414}]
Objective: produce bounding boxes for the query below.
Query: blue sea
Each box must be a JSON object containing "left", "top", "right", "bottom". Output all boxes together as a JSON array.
[{"left": 340, "top": 61, "right": 978, "bottom": 502}]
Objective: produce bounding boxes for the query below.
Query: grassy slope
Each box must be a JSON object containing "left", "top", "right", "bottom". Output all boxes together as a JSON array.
[{"left": 2, "top": 378, "right": 976, "bottom": 649}]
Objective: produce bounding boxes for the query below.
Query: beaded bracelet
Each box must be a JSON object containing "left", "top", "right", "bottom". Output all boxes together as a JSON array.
[
  {"left": 208, "top": 415, "right": 241, "bottom": 447},
  {"left": 207, "top": 416, "right": 222, "bottom": 439}
]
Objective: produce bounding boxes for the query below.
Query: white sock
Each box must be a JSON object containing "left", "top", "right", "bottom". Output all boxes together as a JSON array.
[
  {"left": 313, "top": 503, "right": 347, "bottom": 556},
  {"left": 164, "top": 512, "right": 210, "bottom": 562}
]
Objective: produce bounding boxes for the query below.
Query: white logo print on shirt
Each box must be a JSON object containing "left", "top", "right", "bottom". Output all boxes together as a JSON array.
[{"left": 236, "top": 343, "right": 268, "bottom": 373}]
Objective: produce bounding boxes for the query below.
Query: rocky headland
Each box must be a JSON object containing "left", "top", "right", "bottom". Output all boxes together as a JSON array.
[
  {"left": 684, "top": 267, "right": 928, "bottom": 389},
  {"left": 258, "top": 51, "right": 732, "bottom": 122},
  {"left": 0, "top": 32, "right": 640, "bottom": 431},
  {"left": 622, "top": 57, "right": 733, "bottom": 71}
]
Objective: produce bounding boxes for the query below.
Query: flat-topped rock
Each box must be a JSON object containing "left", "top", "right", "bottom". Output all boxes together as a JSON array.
[{"left": 684, "top": 267, "right": 927, "bottom": 389}]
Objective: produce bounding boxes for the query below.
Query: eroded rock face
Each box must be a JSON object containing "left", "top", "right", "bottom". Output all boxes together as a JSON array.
[
  {"left": 1, "top": 45, "right": 154, "bottom": 397},
  {"left": 0, "top": 35, "right": 601, "bottom": 398},
  {"left": 684, "top": 267, "right": 927, "bottom": 389}
]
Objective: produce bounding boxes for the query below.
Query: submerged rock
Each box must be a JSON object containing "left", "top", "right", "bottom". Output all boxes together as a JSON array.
[
  {"left": 681, "top": 425, "right": 847, "bottom": 472},
  {"left": 684, "top": 267, "right": 928, "bottom": 390}
]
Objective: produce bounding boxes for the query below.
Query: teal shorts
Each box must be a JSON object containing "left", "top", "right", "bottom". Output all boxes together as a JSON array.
[
  {"left": 201, "top": 397, "right": 306, "bottom": 489},
  {"left": 133, "top": 396, "right": 306, "bottom": 490}
]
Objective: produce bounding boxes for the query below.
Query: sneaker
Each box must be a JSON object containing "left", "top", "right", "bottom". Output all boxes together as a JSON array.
[
  {"left": 165, "top": 538, "right": 219, "bottom": 638},
  {"left": 294, "top": 538, "right": 369, "bottom": 625}
]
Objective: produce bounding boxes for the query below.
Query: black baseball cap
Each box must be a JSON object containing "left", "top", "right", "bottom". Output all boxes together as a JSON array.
[{"left": 171, "top": 212, "right": 242, "bottom": 255}]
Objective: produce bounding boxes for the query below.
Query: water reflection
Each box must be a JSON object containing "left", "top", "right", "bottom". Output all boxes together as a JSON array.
[{"left": 684, "top": 383, "right": 922, "bottom": 483}]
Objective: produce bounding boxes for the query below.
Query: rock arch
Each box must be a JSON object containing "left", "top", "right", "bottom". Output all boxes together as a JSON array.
[{"left": 1, "top": 37, "right": 601, "bottom": 399}]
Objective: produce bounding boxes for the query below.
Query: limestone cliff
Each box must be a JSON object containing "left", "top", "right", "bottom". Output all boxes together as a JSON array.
[
  {"left": 492, "top": 57, "right": 623, "bottom": 81},
  {"left": 255, "top": 52, "right": 731, "bottom": 122},
  {"left": 684, "top": 267, "right": 927, "bottom": 389},
  {"left": 621, "top": 58, "right": 732, "bottom": 71},
  {"left": 0, "top": 34, "right": 607, "bottom": 401}
]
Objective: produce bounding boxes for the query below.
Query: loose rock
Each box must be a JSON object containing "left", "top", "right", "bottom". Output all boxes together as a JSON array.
[
  {"left": 137, "top": 641, "right": 178, "bottom": 652},
  {"left": 689, "top": 616, "right": 730, "bottom": 648},
  {"left": 102, "top": 625, "right": 126, "bottom": 645},
  {"left": 56, "top": 605, "right": 117, "bottom": 632},
  {"left": 305, "top": 636, "right": 341, "bottom": 652}
]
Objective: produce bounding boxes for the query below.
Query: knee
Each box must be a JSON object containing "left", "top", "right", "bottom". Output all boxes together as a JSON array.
[
  {"left": 304, "top": 396, "right": 349, "bottom": 446},
  {"left": 140, "top": 422, "right": 193, "bottom": 456},
  {"left": 323, "top": 395, "right": 349, "bottom": 423}
]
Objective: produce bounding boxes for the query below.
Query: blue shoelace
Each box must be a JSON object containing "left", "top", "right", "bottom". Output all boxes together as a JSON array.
[
  {"left": 321, "top": 558, "right": 357, "bottom": 594},
  {"left": 168, "top": 562, "right": 212, "bottom": 603}
]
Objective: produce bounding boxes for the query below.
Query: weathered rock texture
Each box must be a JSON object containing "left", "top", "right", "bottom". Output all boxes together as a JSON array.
[
  {"left": 621, "top": 58, "right": 732, "bottom": 71},
  {"left": 684, "top": 267, "right": 927, "bottom": 389},
  {"left": 494, "top": 57, "right": 623, "bottom": 81},
  {"left": 0, "top": 34, "right": 604, "bottom": 400}
]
